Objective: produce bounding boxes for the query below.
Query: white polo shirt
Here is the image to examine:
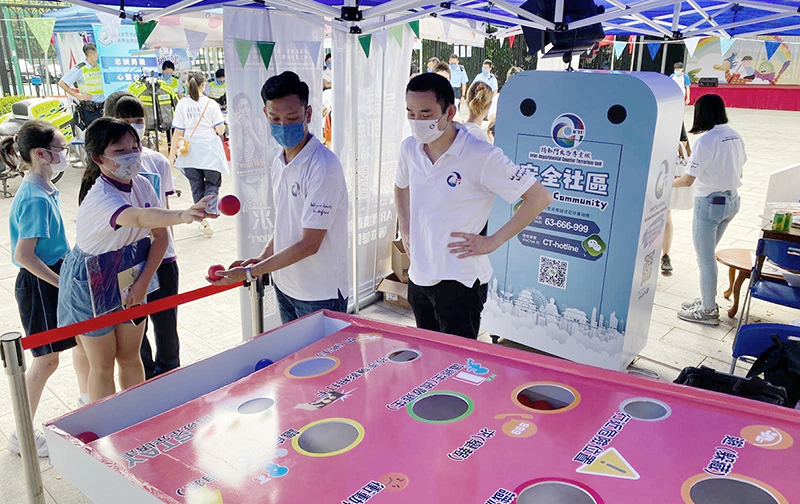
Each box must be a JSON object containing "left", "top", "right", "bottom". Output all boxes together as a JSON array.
[
  {"left": 271, "top": 135, "right": 349, "bottom": 301},
  {"left": 396, "top": 122, "right": 539, "bottom": 287},
  {"left": 76, "top": 175, "right": 161, "bottom": 256},
  {"left": 685, "top": 124, "right": 747, "bottom": 198},
  {"left": 140, "top": 148, "right": 177, "bottom": 260}
]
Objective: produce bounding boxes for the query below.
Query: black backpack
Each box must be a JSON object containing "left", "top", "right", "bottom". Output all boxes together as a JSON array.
[
  {"left": 746, "top": 334, "right": 800, "bottom": 408},
  {"left": 674, "top": 366, "right": 788, "bottom": 407}
]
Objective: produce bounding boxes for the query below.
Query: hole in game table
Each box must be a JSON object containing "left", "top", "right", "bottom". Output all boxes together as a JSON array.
[
  {"left": 387, "top": 349, "right": 421, "bottom": 362},
  {"left": 689, "top": 478, "right": 780, "bottom": 504},
  {"left": 237, "top": 397, "right": 275, "bottom": 414},
  {"left": 516, "top": 384, "right": 576, "bottom": 412},
  {"left": 517, "top": 481, "right": 598, "bottom": 504},
  {"left": 294, "top": 419, "right": 364, "bottom": 457},
  {"left": 408, "top": 391, "right": 474, "bottom": 423},
  {"left": 285, "top": 356, "right": 339, "bottom": 378},
  {"left": 620, "top": 398, "right": 671, "bottom": 421}
]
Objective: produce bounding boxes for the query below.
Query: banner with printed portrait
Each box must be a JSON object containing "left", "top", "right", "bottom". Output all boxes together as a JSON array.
[
  {"left": 686, "top": 36, "right": 800, "bottom": 86},
  {"left": 331, "top": 21, "right": 413, "bottom": 304},
  {"left": 223, "top": 7, "right": 323, "bottom": 337}
]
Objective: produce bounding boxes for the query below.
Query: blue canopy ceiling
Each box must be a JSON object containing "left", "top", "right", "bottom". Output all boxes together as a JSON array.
[{"left": 45, "top": 1, "right": 800, "bottom": 37}]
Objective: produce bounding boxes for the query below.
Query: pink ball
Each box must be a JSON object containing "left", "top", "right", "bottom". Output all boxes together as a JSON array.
[
  {"left": 219, "top": 195, "right": 241, "bottom": 216},
  {"left": 76, "top": 431, "right": 99, "bottom": 444},
  {"left": 208, "top": 264, "right": 225, "bottom": 281}
]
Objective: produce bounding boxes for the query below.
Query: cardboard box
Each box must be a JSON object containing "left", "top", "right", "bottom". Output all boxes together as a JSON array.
[
  {"left": 377, "top": 273, "right": 411, "bottom": 310},
  {"left": 391, "top": 240, "right": 410, "bottom": 283}
]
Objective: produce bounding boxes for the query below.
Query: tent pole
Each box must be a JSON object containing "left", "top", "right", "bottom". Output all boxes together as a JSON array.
[
  {"left": 372, "top": 20, "right": 387, "bottom": 296},
  {"left": 660, "top": 40, "right": 667, "bottom": 74},
  {"left": 350, "top": 32, "right": 360, "bottom": 313}
]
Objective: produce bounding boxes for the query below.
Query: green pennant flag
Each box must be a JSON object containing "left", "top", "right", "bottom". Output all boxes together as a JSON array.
[
  {"left": 409, "top": 20, "right": 420, "bottom": 39},
  {"left": 134, "top": 20, "right": 158, "bottom": 49},
  {"left": 23, "top": 18, "right": 56, "bottom": 52},
  {"left": 358, "top": 34, "right": 371, "bottom": 58},
  {"left": 389, "top": 25, "right": 404, "bottom": 46},
  {"left": 256, "top": 41, "right": 275, "bottom": 70},
  {"left": 234, "top": 38, "right": 253, "bottom": 68}
]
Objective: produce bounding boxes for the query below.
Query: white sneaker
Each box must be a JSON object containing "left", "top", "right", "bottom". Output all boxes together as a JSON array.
[
  {"left": 7, "top": 430, "right": 49, "bottom": 458},
  {"left": 200, "top": 219, "right": 214, "bottom": 236}
]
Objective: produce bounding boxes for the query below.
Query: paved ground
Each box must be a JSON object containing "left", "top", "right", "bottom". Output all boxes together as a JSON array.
[{"left": 0, "top": 106, "right": 799, "bottom": 502}]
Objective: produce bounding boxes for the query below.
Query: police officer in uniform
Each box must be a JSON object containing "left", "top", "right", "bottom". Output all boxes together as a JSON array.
[
  {"left": 58, "top": 43, "right": 105, "bottom": 129},
  {"left": 160, "top": 61, "right": 184, "bottom": 99},
  {"left": 205, "top": 68, "right": 226, "bottom": 111}
]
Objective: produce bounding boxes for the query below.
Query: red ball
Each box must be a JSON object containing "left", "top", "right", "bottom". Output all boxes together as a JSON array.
[
  {"left": 219, "top": 195, "right": 241, "bottom": 216},
  {"left": 76, "top": 431, "right": 99, "bottom": 444},
  {"left": 208, "top": 264, "right": 225, "bottom": 281}
]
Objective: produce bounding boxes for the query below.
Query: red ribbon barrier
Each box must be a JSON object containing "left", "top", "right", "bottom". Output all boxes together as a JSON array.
[{"left": 21, "top": 282, "right": 243, "bottom": 350}]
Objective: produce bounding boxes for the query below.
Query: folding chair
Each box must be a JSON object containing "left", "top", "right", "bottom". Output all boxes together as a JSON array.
[
  {"left": 730, "top": 239, "right": 800, "bottom": 373},
  {"left": 731, "top": 323, "right": 800, "bottom": 374}
]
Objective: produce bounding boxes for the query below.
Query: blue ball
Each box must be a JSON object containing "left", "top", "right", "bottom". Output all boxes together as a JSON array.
[{"left": 255, "top": 358, "right": 274, "bottom": 372}]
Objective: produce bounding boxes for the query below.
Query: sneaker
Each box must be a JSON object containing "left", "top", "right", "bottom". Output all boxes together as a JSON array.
[
  {"left": 681, "top": 298, "right": 702, "bottom": 310},
  {"left": 660, "top": 254, "right": 673, "bottom": 273},
  {"left": 678, "top": 306, "right": 720, "bottom": 326},
  {"left": 7, "top": 430, "right": 49, "bottom": 458},
  {"left": 200, "top": 219, "right": 214, "bottom": 236},
  {"left": 78, "top": 395, "right": 89, "bottom": 407}
]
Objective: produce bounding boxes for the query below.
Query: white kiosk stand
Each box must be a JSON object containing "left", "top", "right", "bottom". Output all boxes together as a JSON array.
[{"left": 481, "top": 70, "right": 684, "bottom": 371}]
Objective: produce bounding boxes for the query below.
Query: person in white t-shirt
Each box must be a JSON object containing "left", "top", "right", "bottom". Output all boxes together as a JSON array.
[
  {"left": 673, "top": 94, "right": 746, "bottom": 326},
  {"left": 396, "top": 73, "right": 553, "bottom": 340},
  {"left": 670, "top": 62, "right": 691, "bottom": 105},
  {"left": 58, "top": 118, "right": 212, "bottom": 401},
  {"left": 463, "top": 81, "right": 493, "bottom": 143},
  {"left": 169, "top": 72, "right": 228, "bottom": 236},
  {"left": 212, "top": 72, "right": 349, "bottom": 323},
  {"left": 105, "top": 92, "right": 182, "bottom": 379}
]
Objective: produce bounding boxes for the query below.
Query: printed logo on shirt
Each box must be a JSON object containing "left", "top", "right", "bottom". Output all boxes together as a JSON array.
[
  {"left": 291, "top": 182, "right": 301, "bottom": 197},
  {"left": 446, "top": 172, "right": 462, "bottom": 187},
  {"left": 510, "top": 165, "right": 531, "bottom": 182},
  {"left": 551, "top": 113, "right": 586, "bottom": 149}
]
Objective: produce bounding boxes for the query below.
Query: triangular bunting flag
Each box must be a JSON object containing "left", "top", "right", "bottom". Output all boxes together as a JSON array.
[
  {"left": 647, "top": 42, "right": 660, "bottom": 60},
  {"left": 409, "top": 20, "right": 420, "bottom": 39},
  {"left": 305, "top": 41, "right": 322, "bottom": 66},
  {"left": 184, "top": 28, "right": 207, "bottom": 57},
  {"left": 96, "top": 12, "right": 121, "bottom": 44},
  {"left": 23, "top": 18, "right": 56, "bottom": 52},
  {"left": 234, "top": 38, "right": 253, "bottom": 68},
  {"left": 613, "top": 41, "right": 626, "bottom": 58},
  {"left": 135, "top": 20, "right": 158, "bottom": 49},
  {"left": 442, "top": 20, "right": 451, "bottom": 40},
  {"left": 683, "top": 37, "right": 700, "bottom": 57},
  {"left": 499, "top": 35, "right": 506, "bottom": 48},
  {"left": 765, "top": 40, "right": 780, "bottom": 60},
  {"left": 374, "top": 31, "right": 388, "bottom": 54},
  {"left": 256, "top": 41, "right": 275, "bottom": 70},
  {"left": 627, "top": 35, "right": 636, "bottom": 54},
  {"left": 720, "top": 37, "right": 736, "bottom": 56},
  {"left": 358, "top": 34, "right": 371, "bottom": 58},
  {"left": 509, "top": 34, "right": 516, "bottom": 48},
  {"left": 390, "top": 24, "right": 404, "bottom": 46}
]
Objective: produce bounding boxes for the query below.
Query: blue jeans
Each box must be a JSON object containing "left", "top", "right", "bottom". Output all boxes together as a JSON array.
[
  {"left": 274, "top": 285, "right": 347, "bottom": 324},
  {"left": 693, "top": 191, "right": 740, "bottom": 310}
]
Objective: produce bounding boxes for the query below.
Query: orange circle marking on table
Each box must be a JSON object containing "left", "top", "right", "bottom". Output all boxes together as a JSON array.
[
  {"left": 681, "top": 473, "right": 789, "bottom": 504},
  {"left": 740, "top": 425, "right": 794, "bottom": 450},
  {"left": 283, "top": 356, "right": 341, "bottom": 379},
  {"left": 512, "top": 381, "right": 581, "bottom": 414},
  {"left": 379, "top": 473, "right": 410, "bottom": 492},
  {"left": 502, "top": 419, "right": 538, "bottom": 438}
]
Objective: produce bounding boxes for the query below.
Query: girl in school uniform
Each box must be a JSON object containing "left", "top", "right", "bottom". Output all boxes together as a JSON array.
[
  {"left": 58, "top": 118, "right": 211, "bottom": 401},
  {"left": 169, "top": 72, "right": 228, "bottom": 236},
  {"left": 1, "top": 120, "right": 88, "bottom": 457},
  {"left": 105, "top": 92, "right": 182, "bottom": 379}
]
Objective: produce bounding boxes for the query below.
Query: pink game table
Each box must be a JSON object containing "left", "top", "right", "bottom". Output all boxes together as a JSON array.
[{"left": 45, "top": 311, "right": 800, "bottom": 504}]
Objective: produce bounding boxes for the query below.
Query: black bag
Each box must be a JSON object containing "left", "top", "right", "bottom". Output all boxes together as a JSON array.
[
  {"left": 746, "top": 335, "right": 800, "bottom": 408},
  {"left": 674, "top": 366, "right": 788, "bottom": 406}
]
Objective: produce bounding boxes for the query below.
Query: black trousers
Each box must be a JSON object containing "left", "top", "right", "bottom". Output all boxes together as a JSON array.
[
  {"left": 183, "top": 168, "right": 222, "bottom": 206},
  {"left": 140, "top": 261, "right": 180, "bottom": 379},
  {"left": 407, "top": 279, "right": 488, "bottom": 340}
]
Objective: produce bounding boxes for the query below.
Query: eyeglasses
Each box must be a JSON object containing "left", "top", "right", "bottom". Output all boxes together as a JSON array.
[{"left": 46, "top": 145, "right": 69, "bottom": 153}]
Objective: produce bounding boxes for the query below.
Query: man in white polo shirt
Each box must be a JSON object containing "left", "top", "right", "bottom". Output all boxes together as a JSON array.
[
  {"left": 396, "top": 73, "right": 552, "bottom": 339},
  {"left": 215, "top": 72, "right": 348, "bottom": 322}
]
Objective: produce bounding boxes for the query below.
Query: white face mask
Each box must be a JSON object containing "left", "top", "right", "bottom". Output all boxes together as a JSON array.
[
  {"left": 45, "top": 149, "right": 69, "bottom": 173},
  {"left": 104, "top": 151, "right": 141, "bottom": 180},
  {"left": 131, "top": 123, "right": 146, "bottom": 140},
  {"left": 408, "top": 114, "right": 447, "bottom": 145}
]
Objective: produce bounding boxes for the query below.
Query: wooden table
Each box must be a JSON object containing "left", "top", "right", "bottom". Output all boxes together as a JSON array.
[
  {"left": 715, "top": 248, "right": 784, "bottom": 318},
  {"left": 762, "top": 224, "right": 800, "bottom": 245}
]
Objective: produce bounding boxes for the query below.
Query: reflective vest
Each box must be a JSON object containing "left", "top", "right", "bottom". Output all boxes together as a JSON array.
[
  {"left": 128, "top": 79, "right": 177, "bottom": 108},
  {"left": 161, "top": 75, "right": 181, "bottom": 95},
  {"left": 207, "top": 79, "right": 226, "bottom": 100},
  {"left": 77, "top": 62, "right": 104, "bottom": 99}
]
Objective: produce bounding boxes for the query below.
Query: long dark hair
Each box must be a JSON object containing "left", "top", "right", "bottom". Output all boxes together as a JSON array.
[
  {"left": 79, "top": 118, "right": 139, "bottom": 204},
  {"left": 690, "top": 94, "right": 728, "bottom": 134},
  {"left": 113, "top": 96, "right": 146, "bottom": 119},
  {"left": 0, "top": 120, "right": 57, "bottom": 172},
  {"left": 187, "top": 72, "right": 205, "bottom": 101}
]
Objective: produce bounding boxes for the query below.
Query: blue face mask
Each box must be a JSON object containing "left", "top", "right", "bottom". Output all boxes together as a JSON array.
[
  {"left": 481, "top": 67, "right": 489, "bottom": 75},
  {"left": 270, "top": 120, "right": 306, "bottom": 149},
  {"left": 450, "top": 63, "right": 457, "bottom": 71}
]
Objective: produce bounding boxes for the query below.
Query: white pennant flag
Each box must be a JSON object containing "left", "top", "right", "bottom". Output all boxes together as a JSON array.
[
  {"left": 305, "top": 41, "right": 322, "bottom": 67},
  {"left": 442, "top": 19, "right": 451, "bottom": 40},
  {"left": 374, "top": 30, "right": 388, "bottom": 54},
  {"left": 96, "top": 12, "right": 121, "bottom": 44},
  {"left": 683, "top": 37, "right": 701, "bottom": 57},
  {"left": 719, "top": 37, "right": 736, "bottom": 56}
]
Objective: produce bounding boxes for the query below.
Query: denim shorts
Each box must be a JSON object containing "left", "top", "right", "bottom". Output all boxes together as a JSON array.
[{"left": 57, "top": 246, "right": 142, "bottom": 338}]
